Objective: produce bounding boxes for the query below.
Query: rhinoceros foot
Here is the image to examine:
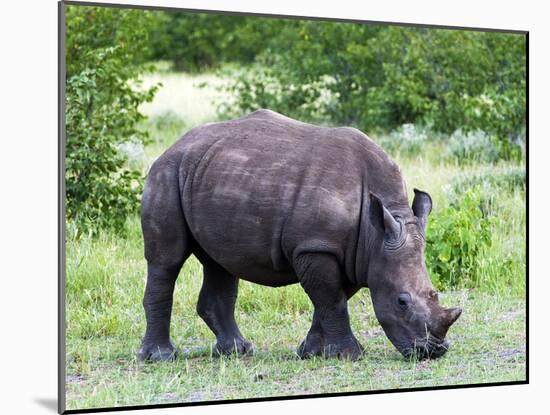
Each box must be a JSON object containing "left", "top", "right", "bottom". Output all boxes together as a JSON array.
[
  {"left": 298, "top": 334, "right": 364, "bottom": 361},
  {"left": 137, "top": 342, "right": 177, "bottom": 362},
  {"left": 323, "top": 337, "right": 364, "bottom": 360},
  {"left": 297, "top": 331, "right": 324, "bottom": 359},
  {"left": 214, "top": 337, "right": 255, "bottom": 357}
]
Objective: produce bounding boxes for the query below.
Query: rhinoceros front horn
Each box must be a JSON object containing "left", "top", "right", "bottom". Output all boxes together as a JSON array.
[{"left": 442, "top": 307, "right": 462, "bottom": 328}]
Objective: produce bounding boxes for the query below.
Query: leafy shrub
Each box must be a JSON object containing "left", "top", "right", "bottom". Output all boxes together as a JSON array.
[
  {"left": 445, "top": 129, "right": 500, "bottom": 163},
  {"left": 218, "top": 65, "right": 338, "bottom": 124},
  {"left": 144, "top": 111, "right": 188, "bottom": 145},
  {"left": 445, "top": 167, "right": 526, "bottom": 217},
  {"left": 426, "top": 187, "right": 493, "bottom": 289},
  {"left": 220, "top": 23, "right": 525, "bottom": 156},
  {"left": 428, "top": 167, "right": 526, "bottom": 292},
  {"left": 115, "top": 138, "right": 146, "bottom": 170},
  {"left": 148, "top": 14, "right": 526, "bottom": 156},
  {"left": 147, "top": 111, "right": 187, "bottom": 131},
  {"left": 445, "top": 129, "right": 523, "bottom": 164},
  {"left": 149, "top": 12, "right": 282, "bottom": 71},
  {"left": 65, "top": 6, "right": 159, "bottom": 235},
  {"left": 147, "top": 13, "right": 526, "bottom": 155},
  {"left": 377, "top": 123, "right": 430, "bottom": 156},
  {"left": 450, "top": 167, "right": 526, "bottom": 193}
]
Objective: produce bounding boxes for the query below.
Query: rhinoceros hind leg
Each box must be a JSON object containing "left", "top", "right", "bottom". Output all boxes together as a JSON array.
[
  {"left": 139, "top": 161, "right": 191, "bottom": 362},
  {"left": 196, "top": 257, "right": 254, "bottom": 356},
  {"left": 295, "top": 253, "right": 364, "bottom": 360},
  {"left": 139, "top": 263, "right": 186, "bottom": 362}
]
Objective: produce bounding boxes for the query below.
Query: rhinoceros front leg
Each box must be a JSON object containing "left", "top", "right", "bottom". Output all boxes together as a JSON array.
[
  {"left": 196, "top": 259, "right": 254, "bottom": 356},
  {"left": 295, "top": 253, "right": 364, "bottom": 360}
]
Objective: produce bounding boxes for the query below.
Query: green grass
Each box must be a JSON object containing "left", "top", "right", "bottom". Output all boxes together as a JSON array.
[
  {"left": 65, "top": 69, "right": 526, "bottom": 410},
  {"left": 66, "top": 221, "right": 526, "bottom": 409}
]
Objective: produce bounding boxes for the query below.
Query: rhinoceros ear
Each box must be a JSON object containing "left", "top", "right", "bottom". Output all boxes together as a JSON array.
[
  {"left": 369, "top": 192, "right": 401, "bottom": 240},
  {"left": 412, "top": 188, "right": 432, "bottom": 232}
]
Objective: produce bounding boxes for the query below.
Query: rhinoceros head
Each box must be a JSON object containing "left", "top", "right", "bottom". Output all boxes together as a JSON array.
[{"left": 367, "top": 189, "right": 462, "bottom": 359}]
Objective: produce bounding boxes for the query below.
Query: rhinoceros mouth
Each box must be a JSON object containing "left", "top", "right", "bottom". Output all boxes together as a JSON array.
[{"left": 401, "top": 337, "right": 450, "bottom": 360}]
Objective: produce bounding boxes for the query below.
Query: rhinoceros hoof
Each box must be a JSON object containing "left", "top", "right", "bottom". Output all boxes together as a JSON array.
[
  {"left": 137, "top": 343, "right": 177, "bottom": 362},
  {"left": 214, "top": 338, "right": 254, "bottom": 356},
  {"left": 297, "top": 334, "right": 324, "bottom": 359},
  {"left": 323, "top": 340, "right": 364, "bottom": 361},
  {"left": 299, "top": 336, "right": 364, "bottom": 361}
]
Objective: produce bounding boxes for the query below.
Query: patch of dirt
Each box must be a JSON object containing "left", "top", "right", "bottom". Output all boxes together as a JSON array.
[
  {"left": 154, "top": 392, "right": 179, "bottom": 403},
  {"left": 472, "top": 347, "right": 526, "bottom": 363},
  {"left": 501, "top": 310, "right": 524, "bottom": 321},
  {"left": 66, "top": 374, "right": 86, "bottom": 384},
  {"left": 498, "top": 347, "right": 526, "bottom": 360},
  {"left": 185, "top": 390, "right": 224, "bottom": 402},
  {"left": 412, "top": 360, "right": 434, "bottom": 371},
  {"left": 361, "top": 328, "right": 384, "bottom": 338}
]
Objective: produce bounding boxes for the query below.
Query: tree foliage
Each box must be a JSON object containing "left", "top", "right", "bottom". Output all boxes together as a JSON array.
[
  {"left": 147, "top": 12, "right": 525, "bottom": 150},
  {"left": 65, "top": 6, "right": 159, "bottom": 235},
  {"left": 149, "top": 12, "right": 282, "bottom": 71},
  {"left": 217, "top": 22, "right": 526, "bottom": 150}
]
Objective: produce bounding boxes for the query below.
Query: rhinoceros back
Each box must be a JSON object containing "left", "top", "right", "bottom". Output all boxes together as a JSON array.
[{"left": 157, "top": 109, "right": 406, "bottom": 285}]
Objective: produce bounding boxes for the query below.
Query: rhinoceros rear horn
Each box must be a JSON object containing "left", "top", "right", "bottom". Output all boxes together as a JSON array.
[
  {"left": 412, "top": 188, "right": 432, "bottom": 231},
  {"left": 369, "top": 192, "right": 401, "bottom": 239}
]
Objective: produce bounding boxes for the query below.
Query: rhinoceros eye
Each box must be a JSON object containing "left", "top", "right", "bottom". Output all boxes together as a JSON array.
[{"left": 397, "top": 293, "right": 411, "bottom": 311}]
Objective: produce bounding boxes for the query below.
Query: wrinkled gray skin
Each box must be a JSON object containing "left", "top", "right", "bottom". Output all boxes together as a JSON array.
[{"left": 138, "top": 109, "right": 462, "bottom": 362}]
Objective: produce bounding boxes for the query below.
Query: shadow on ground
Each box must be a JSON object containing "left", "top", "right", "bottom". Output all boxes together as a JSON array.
[{"left": 34, "top": 398, "right": 57, "bottom": 412}]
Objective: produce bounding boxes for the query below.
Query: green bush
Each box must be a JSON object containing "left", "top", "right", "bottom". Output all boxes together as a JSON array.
[
  {"left": 377, "top": 123, "right": 431, "bottom": 156},
  {"left": 143, "top": 111, "right": 188, "bottom": 145},
  {"left": 220, "top": 23, "right": 525, "bottom": 156},
  {"left": 426, "top": 187, "right": 493, "bottom": 289},
  {"left": 146, "top": 13, "right": 526, "bottom": 158},
  {"left": 445, "top": 129, "right": 501, "bottom": 163},
  {"left": 449, "top": 167, "right": 526, "bottom": 194},
  {"left": 445, "top": 167, "right": 526, "bottom": 217},
  {"left": 445, "top": 129, "right": 523, "bottom": 164},
  {"left": 217, "top": 65, "right": 338, "bottom": 124},
  {"left": 149, "top": 12, "right": 283, "bottom": 71},
  {"left": 65, "top": 6, "right": 159, "bottom": 235}
]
